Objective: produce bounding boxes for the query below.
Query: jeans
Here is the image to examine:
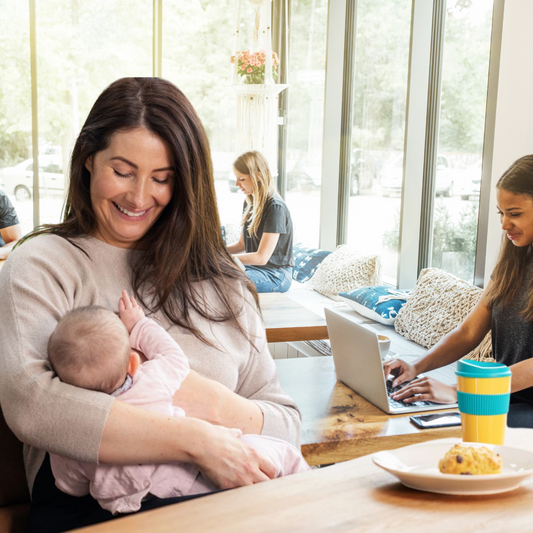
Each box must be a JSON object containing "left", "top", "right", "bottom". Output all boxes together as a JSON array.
[{"left": 244, "top": 266, "right": 293, "bottom": 293}]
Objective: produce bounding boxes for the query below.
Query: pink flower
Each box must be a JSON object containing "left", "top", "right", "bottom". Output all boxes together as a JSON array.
[
  {"left": 240, "top": 65, "right": 246, "bottom": 71},
  {"left": 247, "top": 67, "right": 253, "bottom": 73}
]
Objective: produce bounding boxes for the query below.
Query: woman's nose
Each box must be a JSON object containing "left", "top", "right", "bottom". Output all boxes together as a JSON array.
[
  {"left": 127, "top": 178, "right": 148, "bottom": 205},
  {"left": 501, "top": 216, "right": 512, "bottom": 230}
]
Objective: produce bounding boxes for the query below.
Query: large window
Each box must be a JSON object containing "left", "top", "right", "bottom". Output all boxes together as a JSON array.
[
  {"left": 0, "top": 1, "right": 32, "bottom": 235},
  {"left": 163, "top": 0, "right": 247, "bottom": 232},
  {"left": 285, "top": 0, "right": 328, "bottom": 248},
  {"left": 346, "top": 0, "right": 412, "bottom": 284},
  {"left": 0, "top": 0, "right": 498, "bottom": 289},
  {"left": 0, "top": 1, "right": 152, "bottom": 233},
  {"left": 430, "top": 0, "right": 493, "bottom": 283}
]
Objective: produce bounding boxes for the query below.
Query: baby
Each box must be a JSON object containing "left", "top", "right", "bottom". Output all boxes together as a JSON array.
[{"left": 48, "top": 291, "right": 309, "bottom": 515}]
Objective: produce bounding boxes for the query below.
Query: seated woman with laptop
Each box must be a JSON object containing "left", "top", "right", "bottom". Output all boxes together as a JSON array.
[{"left": 383, "top": 155, "right": 533, "bottom": 428}]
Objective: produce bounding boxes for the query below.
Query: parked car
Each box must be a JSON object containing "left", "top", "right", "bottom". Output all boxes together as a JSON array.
[
  {"left": 454, "top": 159, "right": 482, "bottom": 200},
  {"left": 0, "top": 156, "right": 65, "bottom": 201},
  {"left": 380, "top": 154, "right": 454, "bottom": 197},
  {"left": 286, "top": 167, "right": 315, "bottom": 191}
]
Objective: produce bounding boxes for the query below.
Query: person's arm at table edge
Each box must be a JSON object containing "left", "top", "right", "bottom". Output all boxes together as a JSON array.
[
  {"left": 234, "top": 232, "right": 280, "bottom": 266},
  {"left": 509, "top": 359, "right": 533, "bottom": 393},
  {"left": 0, "top": 223, "right": 23, "bottom": 260},
  {"left": 227, "top": 231, "right": 245, "bottom": 254}
]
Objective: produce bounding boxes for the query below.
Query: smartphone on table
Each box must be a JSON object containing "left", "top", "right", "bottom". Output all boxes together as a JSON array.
[{"left": 410, "top": 412, "right": 461, "bottom": 429}]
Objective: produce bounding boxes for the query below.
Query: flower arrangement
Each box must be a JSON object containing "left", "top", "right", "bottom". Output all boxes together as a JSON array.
[{"left": 231, "top": 50, "right": 279, "bottom": 84}]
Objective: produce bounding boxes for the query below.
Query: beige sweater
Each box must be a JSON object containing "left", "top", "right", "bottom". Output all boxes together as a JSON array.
[{"left": 0, "top": 235, "right": 301, "bottom": 493}]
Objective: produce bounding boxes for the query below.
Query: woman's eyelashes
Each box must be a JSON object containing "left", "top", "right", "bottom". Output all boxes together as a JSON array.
[
  {"left": 497, "top": 210, "right": 521, "bottom": 217},
  {"left": 113, "top": 169, "right": 132, "bottom": 178},
  {"left": 113, "top": 169, "right": 170, "bottom": 184}
]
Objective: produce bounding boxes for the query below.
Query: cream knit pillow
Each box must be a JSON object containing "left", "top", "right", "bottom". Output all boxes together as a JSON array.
[
  {"left": 304, "top": 245, "right": 382, "bottom": 301},
  {"left": 394, "top": 268, "right": 493, "bottom": 361}
]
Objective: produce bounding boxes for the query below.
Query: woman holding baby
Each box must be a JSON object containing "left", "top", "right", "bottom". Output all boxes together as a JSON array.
[{"left": 0, "top": 78, "right": 302, "bottom": 532}]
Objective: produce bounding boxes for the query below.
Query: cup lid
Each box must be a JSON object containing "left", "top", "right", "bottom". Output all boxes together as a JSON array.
[{"left": 455, "top": 359, "right": 512, "bottom": 378}]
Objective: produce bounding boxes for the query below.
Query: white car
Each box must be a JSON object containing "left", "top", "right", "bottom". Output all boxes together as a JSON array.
[
  {"left": 454, "top": 159, "right": 482, "bottom": 200},
  {"left": 380, "top": 154, "right": 455, "bottom": 198},
  {"left": 0, "top": 156, "right": 65, "bottom": 201}
]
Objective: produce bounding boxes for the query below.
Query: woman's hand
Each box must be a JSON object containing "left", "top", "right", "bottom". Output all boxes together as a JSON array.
[
  {"left": 390, "top": 376, "right": 458, "bottom": 404},
  {"left": 192, "top": 422, "right": 277, "bottom": 489},
  {"left": 382, "top": 358, "right": 417, "bottom": 388}
]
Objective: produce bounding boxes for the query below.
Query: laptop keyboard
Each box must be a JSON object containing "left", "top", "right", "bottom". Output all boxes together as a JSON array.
[{"left": 386, "top": 378, "right": 432, "bottom": 408}]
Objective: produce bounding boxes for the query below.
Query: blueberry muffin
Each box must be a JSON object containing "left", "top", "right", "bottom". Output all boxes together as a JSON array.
[{"left": 438, "top": 444, "right": 502, "bottom": 475}]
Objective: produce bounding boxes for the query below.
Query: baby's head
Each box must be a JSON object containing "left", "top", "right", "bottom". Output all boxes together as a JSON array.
[{"left": 49, "top": 306, "right": 138, "bottom": 394}]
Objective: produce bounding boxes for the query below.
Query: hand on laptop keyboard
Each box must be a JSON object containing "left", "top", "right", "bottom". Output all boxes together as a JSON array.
[
  {"left": 388, "top": 375, "right": 458, "bottom": 405},
  {"left": 386, "top": 378, "right": 431, "bottom": 406},
  {"left": 382, "top": 357, "right": 418, "bottom": 389}
]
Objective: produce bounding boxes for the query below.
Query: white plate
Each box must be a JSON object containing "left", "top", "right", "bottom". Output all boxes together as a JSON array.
[{"left": 372, "top": 439, "right": 533, "bottom": 495}]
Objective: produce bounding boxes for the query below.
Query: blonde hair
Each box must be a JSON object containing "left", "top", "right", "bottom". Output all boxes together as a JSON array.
[
  {"left": 233, "top": 150, "right": 278, "bottom": 238},
  {"left": 48, "top": 306, "right": 131, "bottom": 394}
]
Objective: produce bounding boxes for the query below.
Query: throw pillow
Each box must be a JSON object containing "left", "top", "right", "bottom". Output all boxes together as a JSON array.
[
  {"left": 292, "top": 243, "right": 332, "bottom": 283},
  {"left": 394, "top": 268, "right": 493, "bottom": 361},
  {"left": 222, "top": 221, "right": 242, "bottom": 245},
  {"left": 304, "top": 245, "right": 382, "bottom": 301},
  {"left": 339, "top": 286, "right": 409, "bottom": 326}
]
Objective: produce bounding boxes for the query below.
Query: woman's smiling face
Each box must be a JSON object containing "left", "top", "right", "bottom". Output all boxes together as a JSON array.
[
  {"left": 497, "top": 188, "right": 533, "bottom": 247},
  {"left": 86, "top": 127, "right": 175, "bottom": 248}
]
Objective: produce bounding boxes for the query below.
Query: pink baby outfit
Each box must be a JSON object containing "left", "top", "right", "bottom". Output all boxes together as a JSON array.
[{"left": 50, "top": 317, "right": 309, "bottom": 514}]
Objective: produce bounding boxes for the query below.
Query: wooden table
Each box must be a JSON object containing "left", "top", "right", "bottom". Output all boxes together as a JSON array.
[
  {"left": 276, "top": 356, "right": 461, "bottom": 466},
  {"left": 75, "top": 428, "right": 533, "bottom": 533},
  {"left": 259, "top": 292, "right": 328, "bottom": 343},
  {"left": 0, "top": 259, "right": 5, "bottom": 271}
]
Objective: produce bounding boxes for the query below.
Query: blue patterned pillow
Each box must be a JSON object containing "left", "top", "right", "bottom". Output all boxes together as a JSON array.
[
  {"left": 292, "top": 244, "right": 332, "bottom": 283},
  {"left": 338, "top": 286, "right": 409, "bottom": 325}
]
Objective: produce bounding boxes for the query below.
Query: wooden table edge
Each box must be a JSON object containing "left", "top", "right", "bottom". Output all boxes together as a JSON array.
[{"left": 266, "top": 325, "right": 329, "bottom": 343}]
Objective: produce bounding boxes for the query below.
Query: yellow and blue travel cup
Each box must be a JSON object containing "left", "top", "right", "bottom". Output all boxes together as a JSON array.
[{"left": 456, "top": 360, "right": 512, "bottom": 445}]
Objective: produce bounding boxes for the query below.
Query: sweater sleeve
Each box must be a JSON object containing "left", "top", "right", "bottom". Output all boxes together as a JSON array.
[
  {"left": 235, "top": 291, "right": 302, "bottom": 448},
  {"left": 0, "top": 237, "right": 113, "bottom": 465}
]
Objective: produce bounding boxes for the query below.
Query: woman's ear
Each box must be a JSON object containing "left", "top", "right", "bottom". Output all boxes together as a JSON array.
[{"left": 85, "top": 156, "right": 93, "bottom": 173}]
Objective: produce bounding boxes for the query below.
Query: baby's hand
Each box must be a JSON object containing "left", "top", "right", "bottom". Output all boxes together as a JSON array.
[{"left": 118, "top": 290, "right": 145, "bottom": 333}]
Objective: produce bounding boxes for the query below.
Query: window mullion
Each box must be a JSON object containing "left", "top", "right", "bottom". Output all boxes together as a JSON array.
[
  {"left": 29, "top": 0, "right": 39, "bottom": 228},
  {"left": 417, "top": 0, "right": 446, "bottom": 275}
]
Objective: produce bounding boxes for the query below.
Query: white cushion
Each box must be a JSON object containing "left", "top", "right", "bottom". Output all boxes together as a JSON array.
[
  {"left": 395, "top": 267, "right": 492, "bottom": 361},
  {"left": 304, "top": 245, "right": 382, "bottom": 301}
]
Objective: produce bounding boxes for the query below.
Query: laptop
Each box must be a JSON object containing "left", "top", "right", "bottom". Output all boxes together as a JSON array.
[{"left": 325, "top": 307, "right": 458, "bottom": 414}]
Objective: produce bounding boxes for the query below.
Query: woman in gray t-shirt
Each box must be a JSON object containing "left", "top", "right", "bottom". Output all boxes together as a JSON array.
[
  {"left": 227, "top": 151, "right": 294, "bottom": 293},
  {"left": 383, "top": 155, "right": 533, "bottom": 428}
]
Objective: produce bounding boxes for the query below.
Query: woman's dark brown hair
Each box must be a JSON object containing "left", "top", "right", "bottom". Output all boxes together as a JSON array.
[
  {"left": 485, "top": 154, "right": 533, "bottom": 320},
  {"left": 23, "top": 77, "right": 258, "bottom": 342}
]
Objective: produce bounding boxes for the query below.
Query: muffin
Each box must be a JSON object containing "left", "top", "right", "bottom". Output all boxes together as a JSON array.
[{"left": 438, "top": 444, "right": 502, "bottom": 475}]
